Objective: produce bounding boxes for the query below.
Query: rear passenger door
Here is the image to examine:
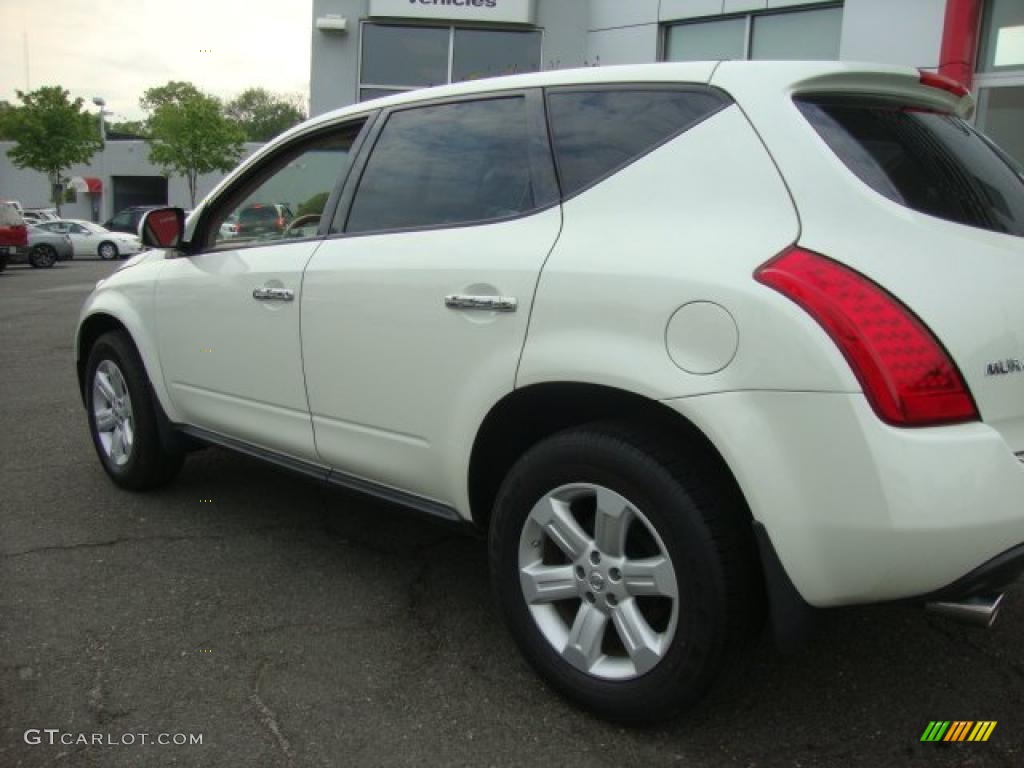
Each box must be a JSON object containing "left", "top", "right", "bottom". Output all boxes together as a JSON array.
[{"left": 302, "top": 91, "right": 560, "bottom": 507}]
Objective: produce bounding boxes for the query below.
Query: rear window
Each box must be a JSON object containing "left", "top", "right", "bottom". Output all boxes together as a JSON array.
[
  {"left": 546, "top": 88, "right": 731, "bottom": 198},
  {"left": 797, "top": 97, "right": 1024, "bottom": 237},
  {"left": 240, "top": 206, "right": 278, "bottom": 222}
]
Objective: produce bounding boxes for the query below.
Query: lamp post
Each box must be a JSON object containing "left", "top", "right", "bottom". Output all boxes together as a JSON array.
[
  {"left": 92, "top": 96, "right": 108, "bottom": 142},
  {"left": 91, "top": 96, "right": 110, "bottom": 222}
]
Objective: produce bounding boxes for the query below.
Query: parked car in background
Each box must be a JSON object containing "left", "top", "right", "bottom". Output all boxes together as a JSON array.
[
  {"left": 236, "top": 203, "right": 293, "bottom": 238},
  {"left": 15, "top": 226, "right": 75, "bottom": 268},
  {"left": 0, "top": 202, "right": 29, "bottom": 273},
  {"left": 36, "top": 220, "right": 143, "bottom": 260},
  {"left": 103, "top": 206, "right": 163, "bottom": 235},
  {"left": 22, "top": 208, "right": 60, "bottom": 225}
]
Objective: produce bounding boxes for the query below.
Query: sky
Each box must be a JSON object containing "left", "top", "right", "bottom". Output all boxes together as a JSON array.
[{"left": 0, "top": 0, "right": 313, "bottom": 121}]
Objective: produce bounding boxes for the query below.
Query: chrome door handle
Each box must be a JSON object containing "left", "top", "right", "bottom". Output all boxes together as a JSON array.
[
  {"left": 252, "top": 287, "right": 294, "bottom": 302},
  {"left": 444, "top": 294, "right": 518, "bottom": 312}
]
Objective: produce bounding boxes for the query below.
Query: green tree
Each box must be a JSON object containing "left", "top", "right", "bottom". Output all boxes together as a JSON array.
[
  {"left": 140, "top": 81, "right": 204, "bottom": 112},
  {"left": 3, "top": 87, "right": 103, "bottom": 214},
  {"left": 143, "top": 83, "right": 245, "bottom": 207},
  {"left": 225, "top": 88, "right": 306, "bottom": 142},
  {"left": 0, "top": 101, "right": 14, "bottom": 140}
]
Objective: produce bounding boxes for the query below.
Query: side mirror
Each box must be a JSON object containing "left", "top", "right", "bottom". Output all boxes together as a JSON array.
[{"left": 139, "top": 207, "right": 185, "bottom": 249}]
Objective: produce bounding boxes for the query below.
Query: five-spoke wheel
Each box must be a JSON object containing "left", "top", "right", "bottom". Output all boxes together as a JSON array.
[{"left": 518, "top": 483, "right": 678, "bottom": 680}]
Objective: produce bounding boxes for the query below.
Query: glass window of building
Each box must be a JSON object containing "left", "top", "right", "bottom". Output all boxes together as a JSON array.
[
  {"left": 664, "top": 3, "right": 843, "bottom": 63},
  {"left": 359, "top": 24, "right": 542, "bottom": 102},
  {"left": 974, "top": 0, "right": 1024, "bottom": 165},
  {"left": 977, "top": 0, "right": 1024, "bottom": 73},
  {"left": 665, "top": 18, "right": 746, "bottom": 62},
  {"left": 750, "top": 6, "right": 843, "bottom": 60}
]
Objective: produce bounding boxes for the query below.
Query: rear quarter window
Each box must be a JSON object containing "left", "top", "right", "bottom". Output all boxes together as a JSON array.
[
  {"left": 545, "top": 87, "right": 732, "bottom": 199},
  {"left": 796, "top": 97, "right": 1024, "bottom": 237}
]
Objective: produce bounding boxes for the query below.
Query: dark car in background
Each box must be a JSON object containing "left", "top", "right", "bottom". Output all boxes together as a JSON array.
[
  {"left": 103, "top": 205, "right": 164, "bottom": 235},
  {"left": 236, "top": 203, "right": 293, "bottom": 238}
]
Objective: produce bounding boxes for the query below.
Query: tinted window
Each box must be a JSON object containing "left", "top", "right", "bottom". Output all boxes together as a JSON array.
[
  {"left": 346, "top": 98, "right": 536, "bottom": 233},
  {"left": 361, "top": 24, "right": 449, "bottom": 88},
  {"left": 750, "top": 7, "right": 842, "bottom": 60},
  {"left": 452, "top": 29, "right": 542, "bottom": 82},
  {"left": 546, "top": 89, "right": 730, "bottom": 198},
  {"left": 797, "top": 98, "right": 1024, "bottom": 237}
]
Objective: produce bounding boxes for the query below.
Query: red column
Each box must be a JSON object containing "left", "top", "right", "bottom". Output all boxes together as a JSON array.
[{"left": 939, "top": 0, "right": 983, "bottom": 90}]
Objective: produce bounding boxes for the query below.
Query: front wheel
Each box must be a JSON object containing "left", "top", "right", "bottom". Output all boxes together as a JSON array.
[
  {"left": 28, "top": 244, "right": 57, "bottom": 268},
  {"left": 98, "top": 241, "right": 118, "bottom": 260},
  {"left": 85, "top": 331, "right": 183, "bottom": 490},
  {"left": 489, "top": 423, "right": 761, "bottom": 722}
]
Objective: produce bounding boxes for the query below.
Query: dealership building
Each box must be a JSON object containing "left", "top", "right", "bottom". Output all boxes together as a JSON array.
[
  {"left": 1, "top": 0, "right": 1021, "bottom": 221},
  {"left": 310, "top": 0, "right": 1024, "bottom": 164}
]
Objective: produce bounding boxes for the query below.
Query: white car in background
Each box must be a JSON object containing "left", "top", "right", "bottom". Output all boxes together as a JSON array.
[{"left": 37, "top": 219, "right": 144, "bottom": 260}]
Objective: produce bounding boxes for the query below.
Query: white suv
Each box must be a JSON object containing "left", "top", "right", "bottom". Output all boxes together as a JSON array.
[{"left": 76, "top": 62, "right": 1024, "bottom": 721}]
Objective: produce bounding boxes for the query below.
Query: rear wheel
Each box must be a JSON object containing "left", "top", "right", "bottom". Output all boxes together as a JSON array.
[
  {"left": 28, "top": 244, "right": 57, "bottom": 268},
  {"left": 85, "top": 331, "right": 183, "bottom": 490},
  {"left": 98, "top": 241, "right": 118, "bottom": 260},
  {"left": 490, "top": 423, "right": 761, "bottom": 722}
]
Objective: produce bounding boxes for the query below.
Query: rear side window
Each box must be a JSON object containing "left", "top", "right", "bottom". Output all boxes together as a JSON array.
[
  {"left": 346, "top": 97, "right": 538, "bottom": 234},
  {"left": 546, "top": 88, "right": 731, "bottom": 198},
  {"left": 797, "top": 98, "right": 1024, "bottom": 237}
]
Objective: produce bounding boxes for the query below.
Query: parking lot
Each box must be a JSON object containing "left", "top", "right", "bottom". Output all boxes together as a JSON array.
[{"left": 0, "top": 259, "right": 1021, "bottom": 767}]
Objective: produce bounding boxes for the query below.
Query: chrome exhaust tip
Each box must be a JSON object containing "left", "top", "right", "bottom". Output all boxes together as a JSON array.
[{"left": 926, "top": 593, "right": 1005, "bottom": 628}]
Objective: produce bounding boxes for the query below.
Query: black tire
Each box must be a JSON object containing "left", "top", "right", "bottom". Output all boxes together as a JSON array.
[
  {"left": 0, "top": 252, "right": 7, "bottom": 272},
  {"left": 98, "top": 241, "right": 118, "bottom": 260},
  {"left": 85, "top": 330, "right": 184, "bottom": 490},
  {"left": 489, "top": 422, "right": 762, "bottom": 723},
  {"left": 28, "top": 244, "right": 57, "bottom": 268}
]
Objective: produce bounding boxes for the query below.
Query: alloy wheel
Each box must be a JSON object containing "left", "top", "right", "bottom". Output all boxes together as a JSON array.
[
  {"left": 517, "top": 483, "right": 679, "bottom": 680},
  {"left": 92, "top": 360, "right": 135, "bottom": 466}
]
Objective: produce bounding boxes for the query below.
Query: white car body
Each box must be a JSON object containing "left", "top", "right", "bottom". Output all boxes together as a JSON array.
[
  {"left": 40, "top": 219, "right": 143, "bottom": 258},
  {"left": 76, "top": 62, "right": 1024, "bottom": 658}
]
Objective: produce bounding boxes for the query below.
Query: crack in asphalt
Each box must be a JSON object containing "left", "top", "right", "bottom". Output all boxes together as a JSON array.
[
  {"left": 0, "top": 524, "right": 338, "bottom": 559},
  {"left": 251, "top": 659, "right": 297, "bottom": 768}
]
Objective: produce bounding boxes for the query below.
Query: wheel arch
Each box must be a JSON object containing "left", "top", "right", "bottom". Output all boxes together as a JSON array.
[
  {"left": 467, "top": 382, "right": 751, "bottom": 532},
  {"left": 76, "top": 307, "right": 175, "bottom": 421}
]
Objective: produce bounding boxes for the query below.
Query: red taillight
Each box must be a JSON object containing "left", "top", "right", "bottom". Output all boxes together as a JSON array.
[
  {"left": 918, "top": 69, "right": 970, "bottom": 98},
  {"left": 755, "top": 247, "right": 978, "bottom": 427}
]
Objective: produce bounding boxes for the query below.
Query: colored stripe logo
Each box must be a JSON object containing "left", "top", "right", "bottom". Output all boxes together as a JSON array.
[{"left": 920, "top": 721, "right": 997, "bottom": 742}]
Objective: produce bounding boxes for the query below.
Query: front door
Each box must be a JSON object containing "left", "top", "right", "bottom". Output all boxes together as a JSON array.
[{"left": 154, "top": 121, "right": 367, "bottom": 461}]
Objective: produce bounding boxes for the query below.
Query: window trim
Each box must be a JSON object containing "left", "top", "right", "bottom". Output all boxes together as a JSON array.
[
  {"left": 661, "top": 2, "right": 845, "bottom": 63},
  {"left": 329, "top": 88, "right": 559, "bottom": 239},
  {"left": 543, "top": 83, "right": 734, "bottom": 204},
  {"left": 357, "top": 20, "right": 545, "bottom": 102},
  {"left": 187, "top": 114, "right": 378, "bottom": 255}
]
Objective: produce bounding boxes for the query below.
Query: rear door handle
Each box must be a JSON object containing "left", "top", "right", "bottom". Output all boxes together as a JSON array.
[
  {"left": 444, "top": 294, "right": 518, "bottom": 312},
  {"left": 253, "top": 287, "right": 294, "bottom": 302}
]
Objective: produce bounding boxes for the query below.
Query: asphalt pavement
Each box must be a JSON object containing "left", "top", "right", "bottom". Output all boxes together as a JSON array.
[{"left": 1, "top": 259, "right": 1021, "bottom": 767}]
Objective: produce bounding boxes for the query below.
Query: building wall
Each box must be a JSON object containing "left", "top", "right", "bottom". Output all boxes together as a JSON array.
[
  {"left": 0, "top": 141, "right": 262, "bottom": 222},
  {"left": 309, "top": 0, "right": 588, "bottom": 116}
]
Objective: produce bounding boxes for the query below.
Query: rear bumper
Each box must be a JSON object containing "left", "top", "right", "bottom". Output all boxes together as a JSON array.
[{"left": 667, "top": 391, "right": 1024, "bottom": 607}]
